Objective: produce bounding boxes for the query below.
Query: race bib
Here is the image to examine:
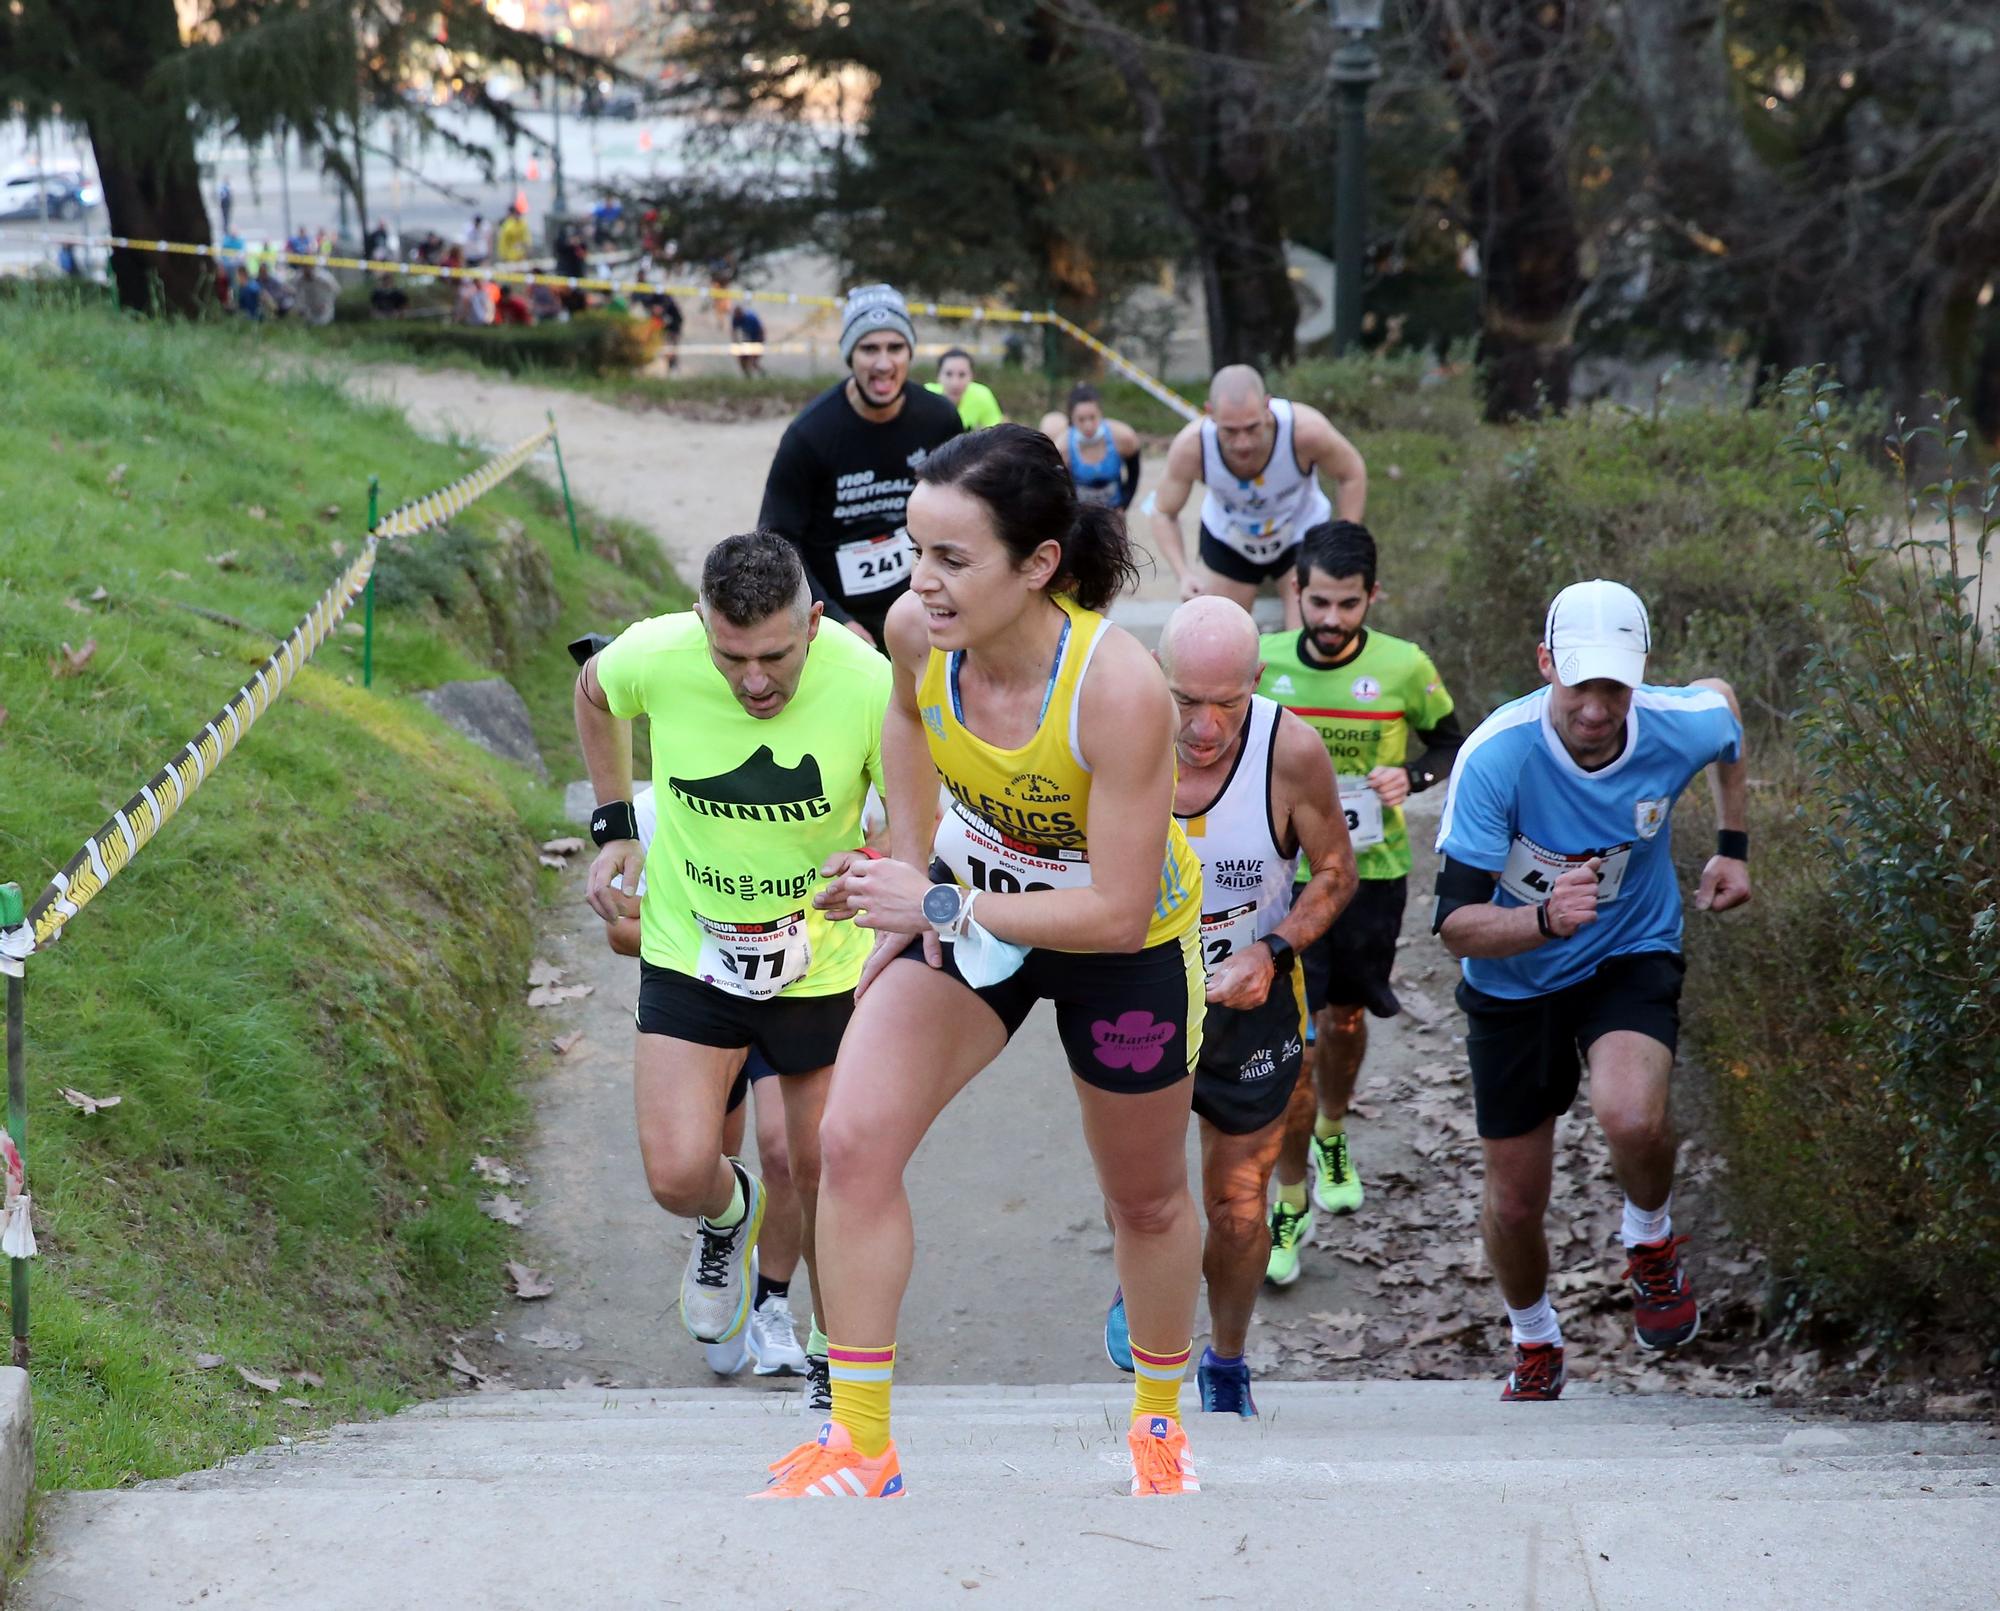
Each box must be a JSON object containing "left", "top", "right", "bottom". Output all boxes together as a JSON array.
[
  {"left": 933, "top": 802, "right": 1091, "bottom": 895},
  {"left": 1498, "top": 835, "right": 1632, "bottom": 907},
  {"left": 1199, "top": 900, "right": 1259, "bottom": 975},
  {"left": 1224, "top": 524, "right": 1293, "bottom": 564},
  {"left": 834, "top": 530, "right": 913, "bottom": 596},
  {"left": 1339, "top": 780, "right": 1385, "bottom": 850},
  {"left": 694, "top": 910, "right": 812, "bottom": 1000}
]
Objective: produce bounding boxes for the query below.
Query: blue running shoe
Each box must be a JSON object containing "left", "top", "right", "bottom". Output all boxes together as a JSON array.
[
  {"left": 1105, "top": 1287, "right": 1134, "bottom": 1373},
  {"left": 1196, "top": 1348, "right": 1257, "bottom": 1418}
]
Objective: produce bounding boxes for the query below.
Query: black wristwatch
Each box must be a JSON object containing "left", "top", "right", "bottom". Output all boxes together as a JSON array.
[{"left": 1261, "top": 934, "right": 1297, "bottom": 974}]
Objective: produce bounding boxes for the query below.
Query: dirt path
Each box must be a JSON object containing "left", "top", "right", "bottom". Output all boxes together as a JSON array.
[{"left": 352, "top": 363, "right": 1772, "bottom": 1399}]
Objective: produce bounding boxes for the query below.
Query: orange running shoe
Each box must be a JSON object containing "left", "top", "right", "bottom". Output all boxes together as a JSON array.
[
  {"left": 751, "top": 1420, "right": 906, "bottom": 1500},
  {"left": 1127, "top": 1414, "right": 1200, "bottom": 1496}
]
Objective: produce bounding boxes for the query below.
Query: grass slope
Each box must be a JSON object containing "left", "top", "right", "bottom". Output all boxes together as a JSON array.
[{"left": 0, "top": 294, "right": 683, "bottom": 1490}]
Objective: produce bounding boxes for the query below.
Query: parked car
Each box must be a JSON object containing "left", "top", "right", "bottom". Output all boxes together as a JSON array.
[{"left": 0, "top": 170, "right": 102, "bottom": 222}]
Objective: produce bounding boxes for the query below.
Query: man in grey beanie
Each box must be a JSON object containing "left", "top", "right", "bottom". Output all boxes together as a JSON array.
[{"left": 758, "top": 284, "right": 964, "bottom": 646}]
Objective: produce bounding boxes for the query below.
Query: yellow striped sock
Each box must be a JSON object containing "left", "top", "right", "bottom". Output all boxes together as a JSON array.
[
  {"left": 828, "top": 1340, "right": 896, "bottom": 1457},
  {"left": 1130, "top": 1339, "right": 1191, "bottom": 1423}
]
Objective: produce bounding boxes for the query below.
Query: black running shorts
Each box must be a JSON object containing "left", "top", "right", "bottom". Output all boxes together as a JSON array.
[
  {"left": 894, "top": 930, "right": 1203, "bottom": 1095},
  {"left": 636, "top": 960, "right": 853, "bottom": 1077},
  {"left": 1198, "top": 525, "right": 1300, "bottom": 585},
  {"left": 1456, "top": 950, "right": 1686, "bottom": 1140},
  {"left": 1297, "top": 876, "right": 1405, "bottom": 1018},
  {"left": 724, "top": 1046, "right": 783, "bottom": 1116},
  {"left": 1192, "top": 967, "right": 1308, "bottom": 1136}
]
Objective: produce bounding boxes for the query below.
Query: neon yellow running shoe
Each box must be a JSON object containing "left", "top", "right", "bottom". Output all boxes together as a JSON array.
[
  {"left": 1311, "top": 1131, "right": 1364, "bottom": 1217},
  {"left": 1265, "top": 1197, "right": 1315, "bottom": 1287}
]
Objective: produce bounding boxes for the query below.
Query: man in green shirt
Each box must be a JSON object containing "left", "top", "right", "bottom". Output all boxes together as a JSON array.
[
  {"left": 1256, "top": 520, "right": 1464, "bottom": 1283},
  {"left": 575, "top": 529, "right": 889, "bottom": 1415},
  {"left": 926, "top": 347, "right": 1006, "bottom": 430}
]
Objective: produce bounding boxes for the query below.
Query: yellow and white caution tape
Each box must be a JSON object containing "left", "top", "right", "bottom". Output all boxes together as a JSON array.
[
  {"left": 34, "top": 234, "right": 1197, "bottom": 418},
  {"left": 22, "top": 425, "right": 559, "bottom": 953}
]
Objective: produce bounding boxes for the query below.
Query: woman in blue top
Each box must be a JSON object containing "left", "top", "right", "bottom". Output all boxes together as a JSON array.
[{"left": 1040, "top": 383, "right": 1143, "bottom": 509}]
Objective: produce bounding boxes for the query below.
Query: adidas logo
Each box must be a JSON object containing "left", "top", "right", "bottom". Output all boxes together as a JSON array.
[
  {"left": 1272, "top": 674, "right": 1294, "bottom": 694},
  {"left": 1149, "top": 1416, "right": 1170, "bottom": 1437}
]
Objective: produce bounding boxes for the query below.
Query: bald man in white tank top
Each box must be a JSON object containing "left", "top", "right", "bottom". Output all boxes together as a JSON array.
[{"left": 1150, "top": 365, "right": 1368, "bottom": 627}]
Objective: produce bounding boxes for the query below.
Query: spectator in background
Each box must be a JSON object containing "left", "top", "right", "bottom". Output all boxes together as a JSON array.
[
  {"left": 496, "top": 203, "right": 531, "bottom": 265},
  {"left": 365, "top": 218, "right": 391, "bottom": 260},
  {"left": 729, "top": 303, "right": 766, "bottom": 376},
  {"left": 258, "top": 261, "right": 295, "bottom": 318},
  {"left": 234, "top": 265, "right": 263, "bottom": 321},
  {"left": 496, "top": 283, "right": 533, "bottom": 325},
  {"left": 218, "top": 179, "right": 233, "bottom": 233},
  {"left": 287, "top": 225, "right": 314, "bottom": 257},
  {"left": 591, "top": 196, "right": 622, "bottom": 245},
  {"left": 454, "top": 274, "right": 494, "bottom": 326},
  {"left": 926, "top": 347, "right": 1005, "bottom": 429},
  {"left": 297, "top": 265, "right": 337, "bottom": 326},
  {"left": 464, "top": 213, "right": 493, "bottom": 267},
  {"left": 529, "top": 281, "right": 564, "bottom": 323}
]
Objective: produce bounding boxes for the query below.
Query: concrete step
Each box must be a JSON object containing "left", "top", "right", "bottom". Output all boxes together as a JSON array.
[{"left": 19, "top": 1385, "right": 2000, "bottom": 1611}]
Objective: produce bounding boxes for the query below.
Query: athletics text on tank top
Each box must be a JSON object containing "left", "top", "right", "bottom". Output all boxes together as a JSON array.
[
  {"left": 1198, "top": 398, "right": 1334, "bottom": 567},
  {"left": 917, "top": 594, "right": 1201, "bottom": 950},
  {"left": 1175, "top": 695, "right": 1298, "bottom": 974}
]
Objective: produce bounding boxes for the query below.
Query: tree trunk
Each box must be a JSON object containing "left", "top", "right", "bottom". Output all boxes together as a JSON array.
[
  {"left": 1434, "top": 0, "right": 1586, "bottom": 421},
  {"left": 1180, "top": 0, "right": 1298, "bottom": 373},
  {"left": 77, "top": 0, "right": 212, "bottom": 316}
]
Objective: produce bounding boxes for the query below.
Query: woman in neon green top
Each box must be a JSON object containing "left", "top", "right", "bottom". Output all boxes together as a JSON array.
[{"left": 925, "top": 347, "right": 1005, "bottom": 429}]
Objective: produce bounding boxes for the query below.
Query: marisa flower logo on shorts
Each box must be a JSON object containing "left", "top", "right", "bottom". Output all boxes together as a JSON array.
[{"left": 1091, "top": 1011, "right": 1177, "bottom": 1073}]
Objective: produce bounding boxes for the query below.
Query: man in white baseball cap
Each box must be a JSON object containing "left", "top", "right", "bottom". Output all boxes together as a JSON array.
[{"left": 1427, "top": 578, "right": 1752, "bottom": 1400}]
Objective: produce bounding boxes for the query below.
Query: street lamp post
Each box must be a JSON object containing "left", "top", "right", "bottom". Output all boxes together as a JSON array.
[{"left": 1328, "top": 0, "right": 1385, "bottom": 356}]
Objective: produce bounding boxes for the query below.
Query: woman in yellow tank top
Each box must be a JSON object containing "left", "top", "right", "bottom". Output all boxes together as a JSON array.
[{"left": 756, "top": 425, "right": 1208, "bottom": 1502}]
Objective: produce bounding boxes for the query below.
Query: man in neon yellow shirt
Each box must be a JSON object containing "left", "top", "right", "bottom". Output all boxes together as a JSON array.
[
  {"left": 926, "top": 347, "right": 1005, "bottom": 429},
  {"left": 574, "top": 530, "right": 889, "bottom": 1414},
  {"left": 1257, "top": 520, "right": 1464, "bottom": 1281}
]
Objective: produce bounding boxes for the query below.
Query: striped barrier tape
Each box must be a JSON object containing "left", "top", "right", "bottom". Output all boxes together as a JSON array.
[
  {"left": 370, "top": 425, "right": 552, "bottom": 541},
  {"left": 31, "top": 234, "right": 1199, "bottom": 419},
  {"left": 15, "top": 426, "right": 556, "bottom": 956}
]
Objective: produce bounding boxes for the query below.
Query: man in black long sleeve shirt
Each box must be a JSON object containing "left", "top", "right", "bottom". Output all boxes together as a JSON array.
[{"left": 757, "top": 284, "right": 964, "bottom": 646}]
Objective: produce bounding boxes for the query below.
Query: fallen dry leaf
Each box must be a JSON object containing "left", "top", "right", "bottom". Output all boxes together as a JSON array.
[
  {"left": 525, "top": 983, "right": 594, "bottom": 1009},
  {"left": 520, "top": 1326, "right": 583, "bottom": 1351},
  {"left": 561, "top": 1375, "right": 595, "bottom": 1391},
  {"left": 471, "top": 1155, "right": 523, "bottom": 1186},
  {"left": 49, "top": 640, "right": 98, "bottom": 679},
  {"left": 479, "top": 1193, "right": 527, "bottom": 1226},
  {"left": 443, "top": 1349, "right": 487, "bottom": 1385},
  {"left": 506, "top": 1261, "right": 555, "bottom": 1300},
  {"left": 280, "top": 1396, "right": 311, "bottom": 1409},
  {"left": 206, "top": 550, "right": 242, "bottom": 571},
  {"left": 540, "top": 837, "right": 586, "bottom": 857},
  {"left": 89, "top": 585, "right": 108, "bottom": 603},
  {"left": 164, "top": 567, "right": 192, "bottom": 582},
  {"left": 246, "top": 504, "right": 267, "bottom": 521},
  {"left": 526, "top": 959, "right": 565, "bottom": 987},
  {"left": 236, "top": 1365, "right": 281, "bottom": 1392},
  {"left": 551, "top": 1031, "right": 585, "bottom": 1056},
  {"left": 58, "top": 1085, "right": 121, "bottom": 1115},
  {"left": 63, "top": 597, "right": 90, "bottom": 615},
  {"left": 194, "top": 1353, "right": 226, "bottom": 1370},
  {"left": 329, "top": 538, "right": 347, "bottom": 559},
  {"left": 105, "top": 462, "right": 127, "bottom": 486},
  {"left": 321, "top": 504, "right": 343, "bottom": 521},
  {"left": 291, "top": 1369, "right": 325, "bottom": 1389},
  {"left": 537, "top": 855, "right": 568, "bottom": 870}
]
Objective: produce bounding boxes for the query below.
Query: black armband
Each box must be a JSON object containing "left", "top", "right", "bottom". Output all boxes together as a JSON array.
[
  {"left": 590, "top": 800, "right": 640, "bottom": 845},
  {"left": 1432, "top": 854, "right": 1498, "bottom": 934},
  {"left": 1716, "top": 829, "right": 1749, "bottom": 861},
  {"left": 567, "top": 631, "right": 613, "bottom": 669}
]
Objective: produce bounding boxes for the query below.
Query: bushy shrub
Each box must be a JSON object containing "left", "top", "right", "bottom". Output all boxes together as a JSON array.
[
  {"left": 1398, "top": 399, "right": 1853, "bottom": 726},
  {"left": 359, "top": 310, "right": 662, "bottom": 375}
]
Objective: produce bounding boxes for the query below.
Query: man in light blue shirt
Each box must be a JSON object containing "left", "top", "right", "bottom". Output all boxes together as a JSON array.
[{"left": 1431, "top": 580, "right": 1750, "bottom": 1401}]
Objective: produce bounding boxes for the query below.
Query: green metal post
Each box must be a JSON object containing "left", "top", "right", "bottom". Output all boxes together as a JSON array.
[
  {"left": 1, "top": 882, "right": 27, "bottom": 1368},
  {"left": 548, "top": 411, "right": 581, "bottom": 554},
  {"left": 363, "top": 476, "right": 379, "bottom": 690}
]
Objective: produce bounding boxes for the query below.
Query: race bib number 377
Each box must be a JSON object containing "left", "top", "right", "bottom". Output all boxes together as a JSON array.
[{"left": 695, "top": 910, "right": 812, "bottom": 1000}]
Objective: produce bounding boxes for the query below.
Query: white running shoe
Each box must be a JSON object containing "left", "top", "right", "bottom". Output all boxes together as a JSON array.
[
  {"left": 746, "top": 1292, "right": 808, "bottom": 1377},
  {"left": 679, "top": 1160, "right": 764, "bottom": 1344},
  {"left": 703, "top": 1330, "right": 750, "bottom": 1375}
]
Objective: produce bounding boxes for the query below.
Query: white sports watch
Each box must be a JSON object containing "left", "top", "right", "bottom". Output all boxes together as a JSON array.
[{"left": 922, "top": 883, "right": 977, "bottom": 940}]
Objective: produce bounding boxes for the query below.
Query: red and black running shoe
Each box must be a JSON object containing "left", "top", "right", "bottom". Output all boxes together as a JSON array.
[
  {"left": 1500, "top": 1342, "right": 1566, "bottom": 1401},
  {"left": 1624, "top": 1234, "right": 1701, "bottom": 1350}
]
